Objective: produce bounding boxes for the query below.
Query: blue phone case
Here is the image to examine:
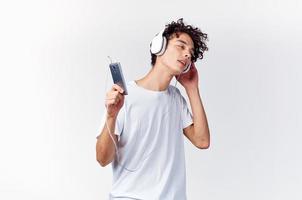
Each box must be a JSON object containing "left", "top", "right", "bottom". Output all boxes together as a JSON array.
[{"left": 109, "top": 62, "right": 128, "bottom": 95}]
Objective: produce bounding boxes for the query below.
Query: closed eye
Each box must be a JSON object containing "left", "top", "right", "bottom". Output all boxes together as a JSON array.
[
  {"left": 177, "top": 44, "right": 185, "bottom": 49},
  {"left": 176, "top": 44, "right": 194, "bottom": 58}
]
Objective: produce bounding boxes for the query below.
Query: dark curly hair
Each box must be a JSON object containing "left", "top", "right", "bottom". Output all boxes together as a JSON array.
[{"left": 151, "top": 18, "right": 208, "bottom": 66}]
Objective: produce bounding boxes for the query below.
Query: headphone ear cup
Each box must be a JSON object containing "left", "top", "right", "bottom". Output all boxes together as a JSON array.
[
  {"left": 150, "top": 29, "right": 167, "bottom": 56},
  {"left": 182, "top": 62, "right": 191, "bottom": 74},
  {"left": 156, "top": 36, "right": 167, "bottom": 56}
]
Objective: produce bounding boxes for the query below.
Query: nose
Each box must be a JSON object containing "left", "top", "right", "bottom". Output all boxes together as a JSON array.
[{"left": 185, "top": 53, "right": 191, "bottom": 61}]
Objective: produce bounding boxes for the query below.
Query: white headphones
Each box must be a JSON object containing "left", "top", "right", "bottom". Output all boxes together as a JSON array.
[{"left": 150, "top": 29, "right": 191, "bottom": 73}]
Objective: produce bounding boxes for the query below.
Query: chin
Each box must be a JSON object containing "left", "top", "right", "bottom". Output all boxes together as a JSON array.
[
  {"left": 164, "top": 63, "right": 182, "bottom": 75},
  {"left": 175, "top": 65, "right": 185, "bottom": 74},
  {"left": 172, "top": 68, "right": 183, "bottom": 75}
]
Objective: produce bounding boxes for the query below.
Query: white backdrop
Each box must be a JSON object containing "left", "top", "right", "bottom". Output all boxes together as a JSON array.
[{"left": 0, "top": 0, "right": 302, "bottom": 199}]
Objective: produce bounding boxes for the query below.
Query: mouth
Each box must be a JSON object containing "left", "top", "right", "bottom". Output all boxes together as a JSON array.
[{"left": 177, "top": 60, "right": 186, "bottom": 66}]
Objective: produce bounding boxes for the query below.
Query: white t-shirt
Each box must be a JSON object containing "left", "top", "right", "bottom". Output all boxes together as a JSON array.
[{"left": 96, "top": 80, "right": 193, "bottom": 200}]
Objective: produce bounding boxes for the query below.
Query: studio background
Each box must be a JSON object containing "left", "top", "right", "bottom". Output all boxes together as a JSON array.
[{"left": 0, "top": 0, "right": 301, "bottom": 199}]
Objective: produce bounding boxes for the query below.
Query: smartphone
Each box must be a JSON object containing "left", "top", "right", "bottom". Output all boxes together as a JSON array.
[{"left": 109, "top": 62, "right": 128, "bottom": 95}]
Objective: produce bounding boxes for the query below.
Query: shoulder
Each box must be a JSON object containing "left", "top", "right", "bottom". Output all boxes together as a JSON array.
[
  {"left": 168, "top": 85, "right": 189, "bottom": 106},
  {"left": 168, "top": 85, "right": 182, "bottom": 96}
]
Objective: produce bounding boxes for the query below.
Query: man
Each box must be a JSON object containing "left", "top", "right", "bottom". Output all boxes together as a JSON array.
[{"left": 96, "top": 18, "right": 210, "bottom": 200}]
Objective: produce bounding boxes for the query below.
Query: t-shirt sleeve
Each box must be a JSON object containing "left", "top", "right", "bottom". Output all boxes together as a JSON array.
[
  {"left": 180, "top": 94, "right": 193, "bottom": 129},
  {"left": 96, "top": 107, "right": 124, "bottom": 139}
]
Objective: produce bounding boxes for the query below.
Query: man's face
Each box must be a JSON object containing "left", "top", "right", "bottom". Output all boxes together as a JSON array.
[{"left": 158, "top": 32, "right": 194, "bottom": 75}]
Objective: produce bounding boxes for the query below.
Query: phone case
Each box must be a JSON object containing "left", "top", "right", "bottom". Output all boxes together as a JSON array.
[{"left": 109, "top": 62, "right": 128, "bottom": 95}]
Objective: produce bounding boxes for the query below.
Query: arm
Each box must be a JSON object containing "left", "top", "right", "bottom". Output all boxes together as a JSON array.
[
  {"left": 96, "top": 84, "right": 124, "bottom": 167},
  {"left": 96, "top": 116, "right": 118, "bottom": 167},
  {"left": 183, "top": 87, "right": 210, "bottom": 149},
  {"left": 176, "top": 63, "right": 210, "bottom": 149}
]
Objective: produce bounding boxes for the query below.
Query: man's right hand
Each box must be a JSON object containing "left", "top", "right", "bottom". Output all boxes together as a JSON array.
[
  {"left": 105, "top": 84, "right": 125, "bottom": 118},
  {"left": 96, "top": 84, "right": 125, "bottom": 167}
]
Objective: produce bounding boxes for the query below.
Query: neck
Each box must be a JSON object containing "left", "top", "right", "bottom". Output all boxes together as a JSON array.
[{"left": 135, "top": 62, "right": 174, "bottom": 91}]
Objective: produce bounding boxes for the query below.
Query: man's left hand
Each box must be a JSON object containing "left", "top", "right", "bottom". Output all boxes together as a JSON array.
[{"left": 175, "top": 62, "right": 199, "bottom": 90}]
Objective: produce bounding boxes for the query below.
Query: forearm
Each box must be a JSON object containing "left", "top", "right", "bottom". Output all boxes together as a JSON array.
[
  {"left": 186, "top": 87, "right": 210, "bottom": 145},
  {"left": 96, "top": 116, "right": 117, "bottom": 167}
]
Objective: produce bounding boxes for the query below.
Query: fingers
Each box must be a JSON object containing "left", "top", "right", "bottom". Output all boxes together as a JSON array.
[
  {"left": 106, "top": 91, "right": 120, "bottom": 99},
  {"left": 191, "top": 62, "right": 197, "bottom": 71},
  {"left": 106, "top": 93, "right": 122, "bottom": 102},
  {"left": 111, "top": 84, "right": 124, "bottom": 94},
  {"left": 106, "top": 97, "right": 120, "bottom": 106},
  {"left": 105, "top": 85, "right": 125, "bottom": 107}
]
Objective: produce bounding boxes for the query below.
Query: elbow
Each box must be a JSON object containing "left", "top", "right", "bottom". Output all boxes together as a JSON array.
[
  {"left": 97, "top": 156, "right": 108, "bottom": 167},
  {"left": 195, "top": 137, "right": 210, "bottom": 149},
  {"left": 96, "top": 148, "right": 112, "bottom": 167},
  {"left": 195, "top": 130, "right": 210, "bottom": 149},
  {"left": 196, "top": 143, "right": 210, "bottom": 149}
]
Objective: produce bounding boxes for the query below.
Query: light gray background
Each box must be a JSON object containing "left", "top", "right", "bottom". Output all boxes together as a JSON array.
[{"left": 0, "top": 0, "right": 301, "bottom": 199}]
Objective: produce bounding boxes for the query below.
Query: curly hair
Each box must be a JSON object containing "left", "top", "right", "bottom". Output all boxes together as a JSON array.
[{"left": 151, "top": 18, "right": 208, "bottom": 66}]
